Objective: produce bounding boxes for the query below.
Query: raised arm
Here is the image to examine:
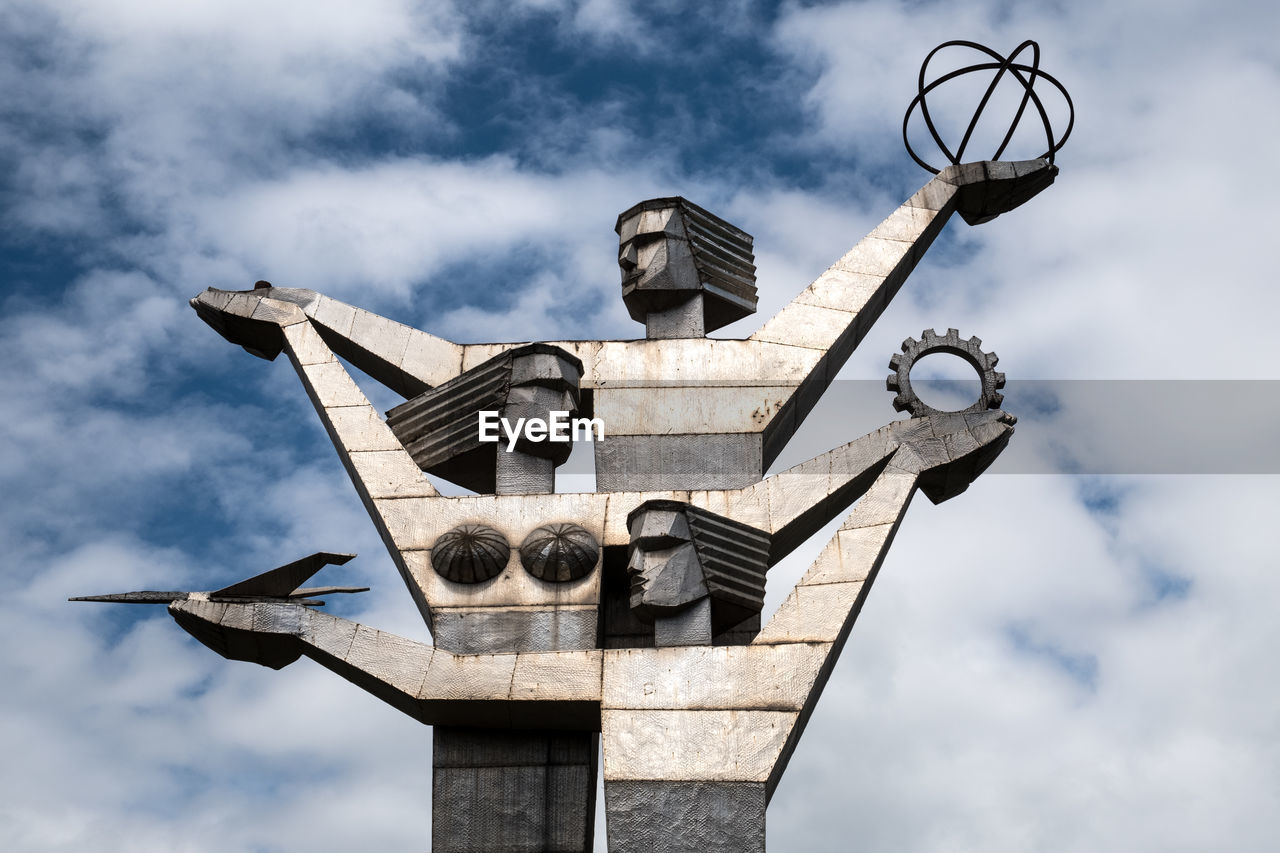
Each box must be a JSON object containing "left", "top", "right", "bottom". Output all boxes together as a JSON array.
[
  {"left": 192, "top": 288, "right": 447, "bottom": 615},
  {"left": 599, "top": 406, "right": 1016, "bottom": 812},
  {"left": 748, "top": 159, "right": 1055, "bottom": 373},
  {"left": 756, "top": 406, "right": 1015, "bottom": 647},
  {"left": 192, "top": 288, "right": 436, "bottom": 499},
  {"left": 193, "top": 284, "right": 465, "bottom": 395},
  {"left": 749, "top": 419, "right": 913, "bottom": 561},
  {"left": 704, "top": 403, "right": 1007, "bottom": 567}
]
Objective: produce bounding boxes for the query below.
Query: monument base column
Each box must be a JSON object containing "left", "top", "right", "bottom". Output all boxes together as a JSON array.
[
  {"left": 604, "top": 780, "right": 766, "bottom": 853},
  {"left": 432, "top": 727, "right": 598, "bottom": 853}
]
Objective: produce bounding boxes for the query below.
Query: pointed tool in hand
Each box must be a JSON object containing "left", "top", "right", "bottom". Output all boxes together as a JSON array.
[{"left": 70, "top": 552, "right": 366, "bottom": 607}]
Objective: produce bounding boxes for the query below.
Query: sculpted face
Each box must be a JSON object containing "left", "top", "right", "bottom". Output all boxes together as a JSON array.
[
  {"left": 507, "top": 348, "right": 581, "bottom": 417},
  {"left": 499, "top": 348, "right": 582, "bottom": 459},
  {"left": 616, "top": 204, "right": 700, "bottom": 299},
  {"left": 505, "top": 382, "right": 578, "bottom": 423},
  {"left": 626, "top": 507, "right": 708, "bottom": 619}
]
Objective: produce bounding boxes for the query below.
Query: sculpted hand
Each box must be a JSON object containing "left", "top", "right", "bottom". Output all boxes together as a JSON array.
[
  {"left": 189, "top": 284, "right": 320, "bottom": 360},
  {"left": 945, "top": 158, "right": 1057, "bottom": 225},
  {"left": 889, "top": 408, "right": 1017, "bottom": 503}
]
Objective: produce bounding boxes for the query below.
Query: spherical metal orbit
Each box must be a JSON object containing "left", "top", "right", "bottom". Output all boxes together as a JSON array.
[{"left": 902, "top": 39, "right": 1074, "bottom": 174}]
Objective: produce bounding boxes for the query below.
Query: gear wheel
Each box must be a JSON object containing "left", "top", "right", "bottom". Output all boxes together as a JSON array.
[{"left": 886, "top": 328, "right": 1005, "bottom": 418}]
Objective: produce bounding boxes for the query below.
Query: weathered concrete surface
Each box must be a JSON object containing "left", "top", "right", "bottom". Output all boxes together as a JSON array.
[
  {"left": 604, "top": 781, "right": 765, "bottom": 853},
  {"left": 433, "top": 727, "right": 599, "bottom": 853},
  {"left": 190, "top": 159, "right": 1052, "bottom": 494},
  {"left": 177, "top": 157, "right": 1045, "bottom": 853}
]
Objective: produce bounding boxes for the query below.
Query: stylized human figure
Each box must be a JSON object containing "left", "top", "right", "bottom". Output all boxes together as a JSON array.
[
  {"left": 95, "top": 157, "right": 1048, "bottom": 852},
  {"left": 132, "top": 396, "right": 1015, "bottom": 852},
  {"left": 81, "top": 295, "right": 1016, "bottom": 850},
  {"left": 193, "top": 157, "right": 1053, "bottom": 496}
]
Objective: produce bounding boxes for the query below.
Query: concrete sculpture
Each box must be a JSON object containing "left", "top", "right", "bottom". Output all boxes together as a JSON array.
[{"left": 77, "top": 39, "right": 1072, "bottom": 852}]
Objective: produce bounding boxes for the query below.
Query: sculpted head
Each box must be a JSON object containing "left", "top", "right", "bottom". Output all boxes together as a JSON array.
[
  {"left": 503, "top": 345, "right": 582, "bottom": 436},
  {"left": 626, "top": 501, "right": 705, "bottom": 617},
  {"left": 625, "top": 499, "right": 770, "bottom": 635},
  {"left": 615, "top": 198, "right": 758, "bottom": 336},
  {"left": 383, "top": 343, "right": 584, "bottom": 492}
]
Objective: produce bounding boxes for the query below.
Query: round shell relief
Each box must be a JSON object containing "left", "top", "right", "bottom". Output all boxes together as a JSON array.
[
  {"left": 431, "top": 524, "right": 511, "bottom": 583},
  {"left": 519, "top": 523, "right": 599, "bottom": 582}
]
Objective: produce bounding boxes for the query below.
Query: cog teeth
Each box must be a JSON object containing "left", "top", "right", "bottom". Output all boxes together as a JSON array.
[{"left": 888, "top": 328, "right": 1005, "bottom": 419}]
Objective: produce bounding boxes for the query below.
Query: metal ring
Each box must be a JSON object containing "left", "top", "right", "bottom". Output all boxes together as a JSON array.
[
  {"left": 886, "top": 329, "right": 1005, "bottom": 418},
  {"left": 903, "top": 39, "right": 1074, "bottom": 174}
]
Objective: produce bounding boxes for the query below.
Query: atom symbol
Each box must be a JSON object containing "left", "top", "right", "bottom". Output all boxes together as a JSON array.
[{"left": 903, "top": 39, "right": 1074, "bottom": 174}]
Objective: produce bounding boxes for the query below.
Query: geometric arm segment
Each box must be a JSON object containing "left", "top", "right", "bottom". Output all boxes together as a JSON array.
[
  {"left": 190, "top": 288, "right": 441, "bottom": 618},
  {"left": 189, "top": 287, "right": 441, "bottom": 506},
  {"left": 751, "top": 421, "right": 903, "bottom": 562},
  {"left": 601, "top": 408, "right": 1016, "bottom": 798},
  {"left": 755, "top": 460, "right": 919, "bottom": 648},
  {"left": 168, "top": 600, "right": 603, "bottom": 729},
  {"left": 748, "top": 175, "right": 959, "bottom": 365},
  {"left": 745, "top": 406, "right": 1009, "bottom": 565},
  {"left": 300, "top": 292, "right": 464, "bottom": 396},
  {"left": 278, "top": 318, "right": 442, "bottom": 619},
  {"left": 191, "top": 284, "right": 464, "bottom": 397},
  {"left": 279, "top": 319, "right": 440, "bottom": 501},
  {"left": 749, "top": 159, "right": 1056, "bottom": 386}
]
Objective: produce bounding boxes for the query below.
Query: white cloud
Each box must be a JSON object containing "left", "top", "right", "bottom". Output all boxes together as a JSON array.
[
  {"left": 774, "top": 0, "right": 1280, "bottom": 380},
  {"left": 2, "top": 0, "right": 463, "bottom": 245},
  {"left": 185, "top": 157, "right": 638, "bottom": 307},
  {"left": 767, "top": 474, "right": 1280, "bottom": 852}
]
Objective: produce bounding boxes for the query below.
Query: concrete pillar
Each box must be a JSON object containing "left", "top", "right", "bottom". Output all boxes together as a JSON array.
[{"left": 433, "top": 446, "right": 598, "bottom": 853}]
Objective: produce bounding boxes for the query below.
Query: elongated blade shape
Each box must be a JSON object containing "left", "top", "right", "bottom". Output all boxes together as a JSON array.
[{"left": 212, "top": 552, "right": 356, "bottom": 598}]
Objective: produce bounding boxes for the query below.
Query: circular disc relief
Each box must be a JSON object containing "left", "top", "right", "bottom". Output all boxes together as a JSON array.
[
  {"left": 431, "top": 524, "right": 511, "bottom": 584},
  {"left": 519, "top": 523, "right": 600, "bottom": 582}
]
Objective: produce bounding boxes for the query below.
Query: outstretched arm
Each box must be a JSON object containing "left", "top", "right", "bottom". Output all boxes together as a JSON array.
[
  {"left": 750, "top": 418, "right": 915, "bottom": 561},
  {"left": 704, "top": 409, "right": 1003, "bottom": 566},
  {"left": 598, "top": 408, "right": 1015, "bottom": 798},
  {"left": 193, "top": 285, "right": 465, "bottom": 395},
  {"left": 748, "top": 159, "right": 1055, "bottom": 375},
  {"left": 301, "top": 290, "right": 466, "bottom": 394},
  {"left": 756, "top": 407, "right": 1015, "bottom": 647},
  {"left": 192, "top": 289, "right": 437, "bottom": 500},
  {"left": 192, "top": 289, "right": 446, "bottom": 616},
  {"left": 170, "top": 600, "right": 602, "bottom": 729}
]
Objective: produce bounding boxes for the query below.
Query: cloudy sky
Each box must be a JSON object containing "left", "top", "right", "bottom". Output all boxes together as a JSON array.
[{"left": 2, "top": 0, "right": 1278, "bottom": 850}]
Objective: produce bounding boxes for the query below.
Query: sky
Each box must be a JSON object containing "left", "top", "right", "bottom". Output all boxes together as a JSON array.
[{"left": 2, "top": 0, "right": 1278, "bottom": 850}]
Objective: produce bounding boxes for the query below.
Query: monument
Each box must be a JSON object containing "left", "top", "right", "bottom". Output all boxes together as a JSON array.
[{"left": 75, "top": 41, "right": 1072, "bottom": 852}]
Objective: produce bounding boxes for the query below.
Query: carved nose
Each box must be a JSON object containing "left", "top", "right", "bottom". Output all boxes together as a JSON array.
[{"left": 619, "top": 244, "right": 638, "bottom": 272}]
